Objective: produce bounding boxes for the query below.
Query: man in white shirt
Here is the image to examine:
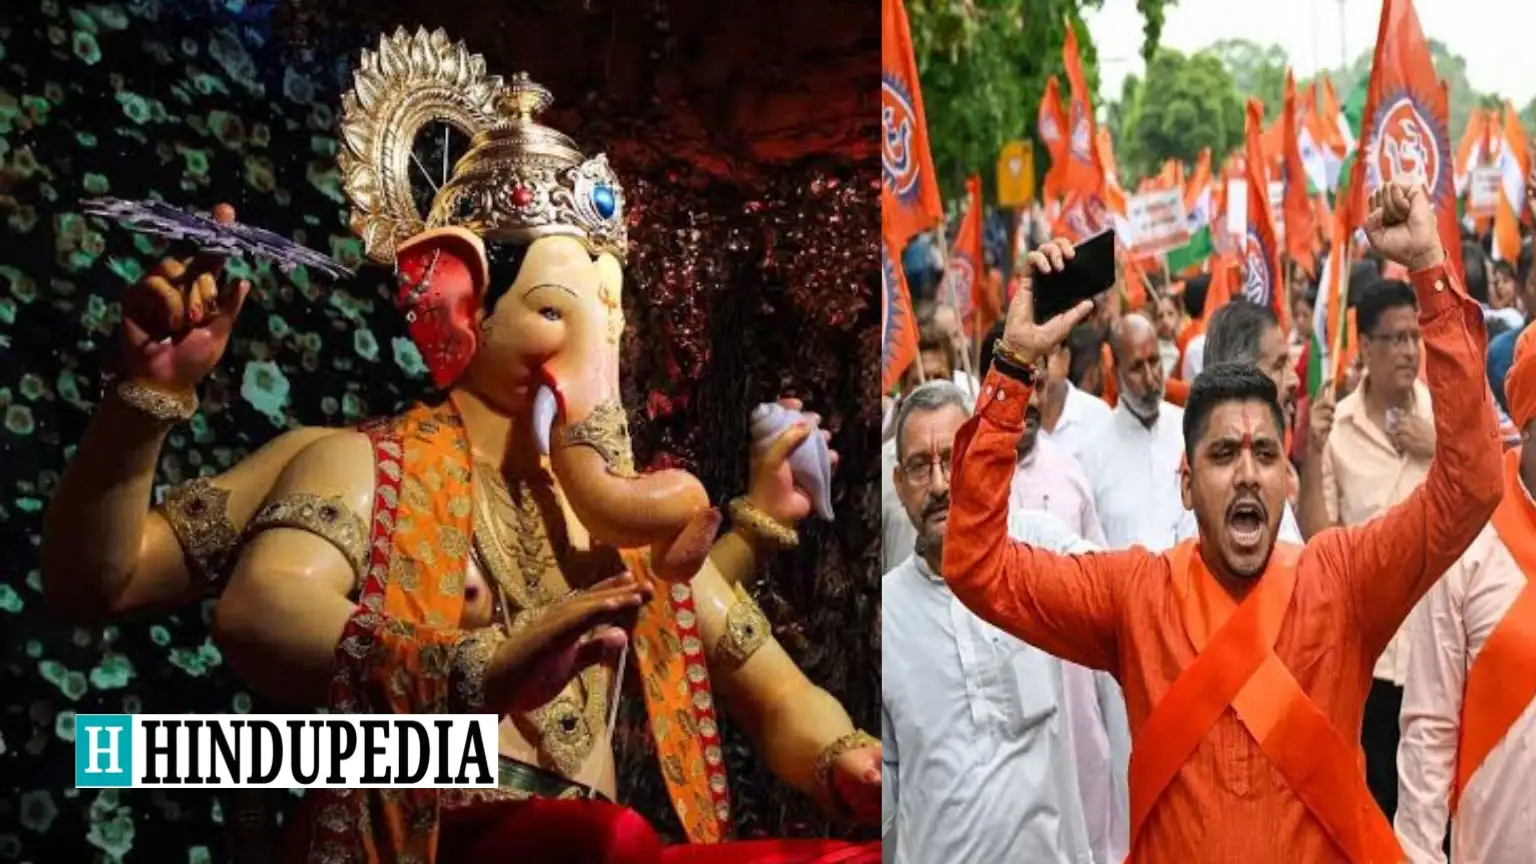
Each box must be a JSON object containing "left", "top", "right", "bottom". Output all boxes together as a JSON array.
[
  {"left": 883, "top": 380, "right": 1128, "bottom": 864},
  {"left": 981, "top": 319, "right": 1113, "bottom": 467},
  {"left": 1079, "top": 315, "right": 1188, "bottom": 550},
  {"left": 1395, "top": 326, "right": 1536, "bottom": 863}
]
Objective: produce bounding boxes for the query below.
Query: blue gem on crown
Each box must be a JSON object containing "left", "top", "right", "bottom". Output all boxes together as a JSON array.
[{"left": 592, "top": 184, "right": 617, "bottom": 220}]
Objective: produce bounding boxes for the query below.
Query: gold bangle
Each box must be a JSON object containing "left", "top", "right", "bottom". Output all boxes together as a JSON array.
[
  {"left": 449, "top": 627, "right": 505, "bottom": 712},
  {"left": 157, "top": 477, "right": 239, "bottom": 589},
  {"left": 712, "top": 583, "right": 771, "bottom": 673},
  {"left": 728, "top": 496, "right": 798, "bottom": 549},
  {"left": 246, "top": 493, "right": 371, "bottom": 584},
  {"left": 113, "top": 379, "right": 198, "bottom": 423},
  {"left": 813, "top": 729, "right": 880, "bottom": 801}
]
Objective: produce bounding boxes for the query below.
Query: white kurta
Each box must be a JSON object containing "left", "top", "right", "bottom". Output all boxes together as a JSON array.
[
  {"left": 882, "top": 510, "right": 1129, "bottom": 864},
  {"left": 1039, "top": 381, "right": 1114, "bottom": 469},
  {"left": 1078, "top": 401, "right": 1188, "bottom": 551},
  {"left": 1396, "top": 523, "right": 1536, "bottom": 863}
]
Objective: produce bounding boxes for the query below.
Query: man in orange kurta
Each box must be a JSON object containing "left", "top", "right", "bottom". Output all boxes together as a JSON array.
[{"left": 942, "top": 182, "right": 1502, "bottom": 863}]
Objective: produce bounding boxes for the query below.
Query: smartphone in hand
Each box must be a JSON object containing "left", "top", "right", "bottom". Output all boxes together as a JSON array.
[{"left": 1031, "top": 230, "right": 1117, "bottom": 324}]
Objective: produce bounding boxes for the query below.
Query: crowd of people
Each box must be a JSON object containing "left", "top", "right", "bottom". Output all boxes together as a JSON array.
[{"left": 880, "top": 181, "right": 1536, "bottom": 863}]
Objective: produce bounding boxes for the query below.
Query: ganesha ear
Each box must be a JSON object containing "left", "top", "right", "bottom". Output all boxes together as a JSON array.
[
  {"left": 396, "top": 227, "right": 489, "bottom": 298},
  {"left": 394, "top": 227, "right": 490, "bottom": 390}
]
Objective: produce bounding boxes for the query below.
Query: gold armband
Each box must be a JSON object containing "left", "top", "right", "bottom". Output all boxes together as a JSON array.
[
  {"left": 157, "top": 477, "right": 240, "bottom": 589},
  {"left": 712, "top": 583, "right": 771, "bottom": 673},
  {"left": 449, "top": 627, "right": 505, "bottom": 712},
  {"left": 559, "top": 398, "right": 636, "bottom": 477},
  {"left": 113, "top": 379, "right": 198, "bottom": 423},
  {"left": 813, "top": 729, "right": 880, "bottom": 801},
  {"left": 246, "top": 493, "right": 369, "bottom": 583},
  {"left": 728, "top": 496, "right": 798, "bottom": 549}
]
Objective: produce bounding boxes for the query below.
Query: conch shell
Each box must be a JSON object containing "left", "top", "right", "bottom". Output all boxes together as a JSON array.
[{"left": 750, "top": 403, "right": 835, "bottom": 522}]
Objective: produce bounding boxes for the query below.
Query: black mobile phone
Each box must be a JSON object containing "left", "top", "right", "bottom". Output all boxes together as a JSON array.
[{"left": 1031, "top": 229, "right": 1117, "bottom": 324}]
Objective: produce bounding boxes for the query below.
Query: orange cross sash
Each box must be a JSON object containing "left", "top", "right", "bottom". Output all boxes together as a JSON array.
[
  {"left": 1127, "top": 540, "right": 1400, "bottom": 863},
  {"left": 1454, "top": 449, "right": 1536, "bottom": 813}
]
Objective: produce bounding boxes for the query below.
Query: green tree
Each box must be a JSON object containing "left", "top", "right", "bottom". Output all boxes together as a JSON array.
[
  {"left": 905, "top": 0, "right": 1172, "bottom": 206},
  {"left": 1206, "top": 38, "right": 1289, "bottom": 118},
  {"left": 1119, "top": 49, "right": 1244, "bottom": 185}
]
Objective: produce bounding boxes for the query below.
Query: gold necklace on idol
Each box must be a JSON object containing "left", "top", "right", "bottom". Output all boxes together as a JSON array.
[{"left": 470, "top": 463, "right": 612, "bottom": 778}]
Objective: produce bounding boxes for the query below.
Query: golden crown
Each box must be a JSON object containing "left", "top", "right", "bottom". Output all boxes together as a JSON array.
[{"left": 338, "top": 28, "right": 628, "bottom": 265}]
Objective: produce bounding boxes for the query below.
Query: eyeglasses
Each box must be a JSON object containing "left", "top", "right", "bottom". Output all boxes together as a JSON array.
[
  {"left": 1365, "top": 330, "right": 1420, "bottom": 349},
  {"left": 899, "top": 453, "right": 952, "bottom": 486}
]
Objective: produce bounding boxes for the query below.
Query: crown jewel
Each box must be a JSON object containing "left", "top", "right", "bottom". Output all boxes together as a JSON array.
[
  {"left": 429, "top": 73, "right": 627, "bottom": 261},
  {"left": 337, "top": 29, "right": 628, "bottom": 265}
]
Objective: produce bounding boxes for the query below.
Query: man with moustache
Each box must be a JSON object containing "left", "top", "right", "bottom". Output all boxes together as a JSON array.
[
  {"left": 943, "top": 181, "right": 1502, "bottom": 861},
  {"left": 882, "top": 380, "right": 1127, "bottom": 864},
  {"left": 1076, "top": 314, "right": 1187, "bottom": 550}
]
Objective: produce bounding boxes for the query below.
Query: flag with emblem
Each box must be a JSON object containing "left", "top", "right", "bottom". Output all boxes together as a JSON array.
[
  {"left": 881, "top": 213, "right": 920, "bottom": 394},
  {"left": 1244, "top": 98, "right": 1287, "bottom": 330},
  {"left": 1039, "top": 76, "right": 1068, "bottom": 203},
  {"left": 1185, "top": 147, "right": 1214, "bottom": 231},
  {"left": 1348, "top": 0, "right": 1462, "bottom": 280},
  {"left": 881, "top": 0, "right": 942, "bottom": 246},
  {"left": 944, "top": 175, "right": 984, "bottom": 331},
  {"left": 1060, "top": 22, "right": 1103, "bottom": 199}
]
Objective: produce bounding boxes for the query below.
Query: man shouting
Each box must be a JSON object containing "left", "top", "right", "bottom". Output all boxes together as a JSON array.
[{"left": 942, "top": 181, "right": 1502, "bottom": 862}]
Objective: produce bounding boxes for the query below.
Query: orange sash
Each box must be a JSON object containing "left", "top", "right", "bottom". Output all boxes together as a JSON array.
[
  {"left": 1128, "top": 540, "right": 1399, "bottom": 863},
  {"left": 1453, "top": 448, "right": 1536, "bottom": 812}
]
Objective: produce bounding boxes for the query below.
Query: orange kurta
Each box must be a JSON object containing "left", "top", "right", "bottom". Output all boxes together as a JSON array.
[{"left": 943, "top": 264, "right": 1501, "bottom": 862}]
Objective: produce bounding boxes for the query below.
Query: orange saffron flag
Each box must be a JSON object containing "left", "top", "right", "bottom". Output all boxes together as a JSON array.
[
  {"left": 1060, "top": 22, "right": 1103, "bottom": 198},
  {"left": 1349, "top": 0, "right": 1463, "bottom": 281},
  {"left": 881, "top": 213, "right": 920, "bottom": 394},
  {"left": 1244, "top": 99, "right": 1288, "bottom": 332},
  {"left": 944, "top": 175, "right": 985, "bottom": 331},
  {"left": 1039, "top": 76, "right": 1068, "bottom": 203},
  {"left": 1282, "top": 71, "right": 1317, "bottom": 276},
  {"left": 881, "top": 0, "right": 942, "bottom": 246}
]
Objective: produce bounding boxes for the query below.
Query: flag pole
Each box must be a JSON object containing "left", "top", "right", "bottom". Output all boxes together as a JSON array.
[
  {"left": 934, "top": 217, "right": 979, "bottom": 398},
  {"left": 1330, "top": 236, "right": 1353, "bottom": 386}
]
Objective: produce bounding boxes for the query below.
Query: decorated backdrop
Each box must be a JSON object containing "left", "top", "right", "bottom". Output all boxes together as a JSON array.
[{"left": 0, "top": 0, "right": 879, "bottom": 859}]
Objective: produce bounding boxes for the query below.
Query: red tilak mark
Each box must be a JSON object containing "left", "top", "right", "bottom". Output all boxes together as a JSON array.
[{"left": 1240, "top": 407, "right": 1255, "bottom": 450}]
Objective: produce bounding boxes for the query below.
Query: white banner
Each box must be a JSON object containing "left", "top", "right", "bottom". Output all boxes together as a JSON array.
[
  {"left": 1127, "top": 188, "right": 1190, "bottom": 255},
  {"left": 1469, "top": 165, "right": 1501, "bottom": 218},
  {"left": 1269, "top": 180, "right": 1286, "bottom": 240},
  {"left": 1226, "top": 179, "right": 1247, "bottom": 239}
]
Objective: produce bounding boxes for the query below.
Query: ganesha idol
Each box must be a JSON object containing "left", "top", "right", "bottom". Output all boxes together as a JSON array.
[{"left": 42, "top": 26, "right": 880, "bottom": 864}]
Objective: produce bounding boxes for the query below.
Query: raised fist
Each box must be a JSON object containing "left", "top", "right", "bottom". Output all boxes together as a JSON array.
[{"left": 1363, "top": 182, "right": 1443, "bottom": 273}]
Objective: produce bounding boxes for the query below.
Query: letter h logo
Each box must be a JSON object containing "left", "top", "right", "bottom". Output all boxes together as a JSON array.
[{"left": 75, "top": 715, "right": 133, "bottom": 788}]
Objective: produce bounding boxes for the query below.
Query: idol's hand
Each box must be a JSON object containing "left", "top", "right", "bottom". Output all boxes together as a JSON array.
[
  {"left": 829, "top": 744, "right": 882, "bottom": 826},
  {"left": 1363, "top": 181, "right": 1444, "bottom": 272},
  {"left": 747, "top": 397, "right": 838, "bottom": 525},
  {"left": 120, "top": 202, "right": 251, "bottom": 394},
  {"left": 488, "top": 572, "right": 653, "bottom": 713},
  {"left": 999, "top": 237, "right": 1095, "bottom": 366}
]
